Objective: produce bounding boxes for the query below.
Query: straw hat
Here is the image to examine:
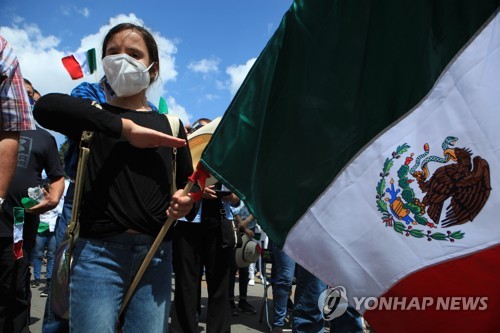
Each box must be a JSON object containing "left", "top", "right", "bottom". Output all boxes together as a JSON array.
[
  {"left": 235, "top": 234, "right": 262, "bottom": 268},
  {"left": 187, "top": 117, "right": 222, "bottom": 186}
]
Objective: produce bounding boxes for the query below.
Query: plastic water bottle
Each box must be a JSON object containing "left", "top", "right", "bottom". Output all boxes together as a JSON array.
[{"left": 21, "top": 186, "right": 44, "bottom": 209}]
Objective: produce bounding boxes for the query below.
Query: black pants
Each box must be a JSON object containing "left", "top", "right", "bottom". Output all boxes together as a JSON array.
[
  {"left": 229, "top": 242, "right": 249, "bottom": 301},
  {"left": 0, "top": 237, "right": 32, "bottom": 333},
  {"left": 171, "top": 221, "right": 231, "bottom": 333}
]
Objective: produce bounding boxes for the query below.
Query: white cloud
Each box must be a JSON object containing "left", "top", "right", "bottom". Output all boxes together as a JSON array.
[
  {"left": 0, "top": 24, "right": 67, "bottom": 95},
  {"left": 205, "top": 94, "right": 220, "bottom": 101},
  {"left": 60, "top": 5, "right": 90, "bottom": 18},
  {"left": 80, "top": 8, "right": 90, "bottom": 18},
  {"left": 12, "top": 15, "right": 23, "bottom": 24},
  {"left": 267, "top": 23, "right": 277, "bottom": 38},
  {"left": 164, "top": 96, "right": 191, "bottom": 126},
  {"left": 225, "top": 58, "right": 256, "bottom": 95},
  {"left": 1, "top": 13, "right": 191, "bottom": 146},
  {"left": 187, "top": 58, "right": 220, "bottom": 74},
  {"left": 1, "top": 13, "right": 180, "bottom": 97},
  {"left": 60, "top": 5, "right": 73, "bottom": 16}
]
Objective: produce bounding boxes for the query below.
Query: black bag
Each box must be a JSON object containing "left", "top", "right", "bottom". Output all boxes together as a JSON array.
[
  {"left": 50, "top": 236, "right": 75, "bottom": 319},
  {"left": 220, "top": 217, "right": 242, "bottom": 249}
]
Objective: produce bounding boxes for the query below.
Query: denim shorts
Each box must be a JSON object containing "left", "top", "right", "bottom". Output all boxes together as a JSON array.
[{"left": 69, "top": 233, "right": 173, "bottom": 333}]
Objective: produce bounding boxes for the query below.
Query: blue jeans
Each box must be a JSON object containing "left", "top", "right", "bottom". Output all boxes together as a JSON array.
[
  {"left": 33, "top": 230, "right": 56, "bottom": 280},
  {"left": 69, "top": 233, "right": 173, "bottom": 333},
  {"left": 328, "top": 305, "right": 364, "bottom": 333},
  {"left": 293, "top": 266, "right": 327, "bottom": 333},
  {"left": 271, "top": 243, "right": 326, "bottom": 332},
  {"left": 271, "top": 243, "right": 295, "bottom": 328}
]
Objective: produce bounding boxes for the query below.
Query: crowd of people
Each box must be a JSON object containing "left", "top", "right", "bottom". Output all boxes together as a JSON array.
[{"left": 0, "top": 23, "right": 366, "bottom": 333}]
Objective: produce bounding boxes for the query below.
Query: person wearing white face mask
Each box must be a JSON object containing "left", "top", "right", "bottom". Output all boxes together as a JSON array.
[
  {"left": 33, "top": 23, "right": 195, "bottom": 333},
  {"left": 102, "top": 53, "right": 155, "bottom": 98}
]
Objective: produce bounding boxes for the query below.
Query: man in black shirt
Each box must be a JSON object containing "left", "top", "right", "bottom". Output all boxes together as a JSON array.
[{"left": 0, "top": 80, "right": 65, "bottom": 333}]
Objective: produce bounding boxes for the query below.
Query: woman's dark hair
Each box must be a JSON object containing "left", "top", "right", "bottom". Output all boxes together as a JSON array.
[{"left": 102, "top": 23, "right": 159, "bottom": 81}]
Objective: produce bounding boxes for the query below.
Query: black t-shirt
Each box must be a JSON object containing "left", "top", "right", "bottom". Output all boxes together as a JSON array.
[
  {"left": 0, "top": 125, "right": 64, "bottom": 244},
  {"left": 34, "top": 94, "right": 194, "bottom": 238}
]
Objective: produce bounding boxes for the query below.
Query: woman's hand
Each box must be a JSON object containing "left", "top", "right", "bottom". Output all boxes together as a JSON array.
[
  {"left": 122, "top": 118, "right": 186, "bottom": 149},
  {"left": 167, "top": 189, "right": 194, "bottom": 220}
]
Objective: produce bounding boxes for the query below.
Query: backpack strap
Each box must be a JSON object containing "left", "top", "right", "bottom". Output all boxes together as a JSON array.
[
  {"left": 166, "top": 114, "right": 180, "bottom": 137},
  {"left": 66, "top": 130, "right": 93, "bottom": 237},
  {"left": 165, "top": 114, "right": 181, "bottom": 194}
]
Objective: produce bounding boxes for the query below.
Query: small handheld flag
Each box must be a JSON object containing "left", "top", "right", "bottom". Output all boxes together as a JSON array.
[{"left": 62, "top": 48, "right": 97, "bottom": 80}]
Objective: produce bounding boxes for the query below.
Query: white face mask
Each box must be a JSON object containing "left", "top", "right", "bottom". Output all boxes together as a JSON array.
[{"left": 102, "top": 54, "right": 154, "bottom": 97}]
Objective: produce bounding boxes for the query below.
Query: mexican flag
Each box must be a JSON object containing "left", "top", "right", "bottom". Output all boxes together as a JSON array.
[
  {"left": 200, "top": 1, "right": 500, "bottom": 332},
  {"left": 61, "top": 48, "right": 97, "bottom": 80},
  {"left": 13, "top": 207, "right": 24, "bottom": 260}
]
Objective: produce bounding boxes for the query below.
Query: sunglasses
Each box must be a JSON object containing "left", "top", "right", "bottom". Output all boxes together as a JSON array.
[{"left": 188, "top": 122, "right": 205, "bottom": 134}]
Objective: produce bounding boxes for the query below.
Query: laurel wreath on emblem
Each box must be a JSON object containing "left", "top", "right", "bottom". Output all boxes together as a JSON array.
[{"left": 375, "top": 141, "right": 466, "bottom": 242}]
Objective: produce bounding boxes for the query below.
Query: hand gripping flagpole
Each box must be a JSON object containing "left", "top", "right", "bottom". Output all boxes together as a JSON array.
[{"left": 116, "top": 163, "right": 210, "bottom": 331}]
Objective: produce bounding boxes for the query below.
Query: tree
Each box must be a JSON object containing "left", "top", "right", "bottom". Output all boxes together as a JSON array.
[{"left": 58, "top": 138, "right": 69, "bottom": 177}]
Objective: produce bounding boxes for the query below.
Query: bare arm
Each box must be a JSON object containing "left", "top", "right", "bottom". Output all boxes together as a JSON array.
[
  {"left": 235, "top": 214, "right": 244, "bottom": 227},
  {"left": 235, "top": 214, "right": 255, "bottom": 238},
  {"left": 0, "top": 131, "right": 19, "bottom": 198},
  {"left": 241, "top": 214, "right": 255, "bottom": 228}
]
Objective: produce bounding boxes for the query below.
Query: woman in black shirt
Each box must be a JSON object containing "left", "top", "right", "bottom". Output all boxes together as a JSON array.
[{"left": 34, "top": 23, "right": 193, "bottom": 332}]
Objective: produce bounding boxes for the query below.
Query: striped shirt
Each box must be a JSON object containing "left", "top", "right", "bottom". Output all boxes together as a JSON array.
[{"left": 0, "top": 36, "right": 36, "bottom": 131}]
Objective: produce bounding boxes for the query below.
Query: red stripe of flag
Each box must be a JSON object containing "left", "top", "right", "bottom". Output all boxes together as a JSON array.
[
  {"left": 364, "top": 244, "right": 500, "bottom": 333},
  {"left": 61, "top": 54, "right": 85, "bottom": 80}
]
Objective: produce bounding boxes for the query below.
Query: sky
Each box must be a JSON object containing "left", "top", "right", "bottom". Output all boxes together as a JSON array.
[{"left": 0, "top": 0, "right": 293, "bottom": 147}]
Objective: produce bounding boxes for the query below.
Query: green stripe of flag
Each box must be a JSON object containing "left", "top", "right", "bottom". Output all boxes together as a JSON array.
[
  {"left": 86, "top": 48, "right": 97, "bottom": 74},
  {"left": 200, "top": 0, "right": 499, "bottom": 247}
]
